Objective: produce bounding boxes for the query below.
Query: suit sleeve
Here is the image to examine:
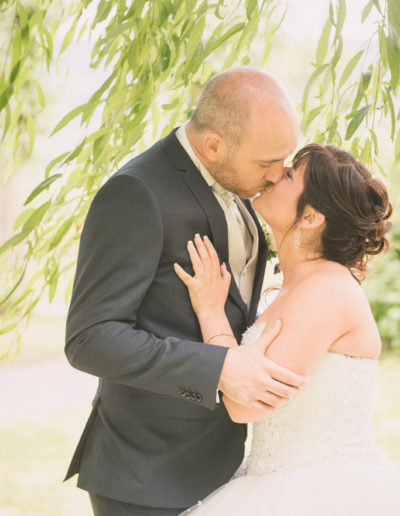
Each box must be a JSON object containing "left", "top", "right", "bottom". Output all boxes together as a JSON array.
[{"left": 65, "top": 173, "right": 228, "bottom": 409}]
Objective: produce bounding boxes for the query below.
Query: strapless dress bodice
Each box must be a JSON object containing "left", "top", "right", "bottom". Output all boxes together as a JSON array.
[{"left": 242, "top": 323, "right": 382, "bottom": 476}]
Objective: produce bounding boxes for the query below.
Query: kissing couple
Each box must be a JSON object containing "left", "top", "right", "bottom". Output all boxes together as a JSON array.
[{"left": 64, "top": 66, "right": 400, "bottom": 515}]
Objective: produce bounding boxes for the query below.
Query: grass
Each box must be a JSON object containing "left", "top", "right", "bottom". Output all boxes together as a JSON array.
[{"left": 0, "top": 313, "right": 399, "bottom": 515}]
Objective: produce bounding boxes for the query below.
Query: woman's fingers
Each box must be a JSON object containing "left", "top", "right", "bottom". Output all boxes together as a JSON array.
[
  {"left": 203, "top": 235, "right": 221, "bottom": 271},
  {"left": 184, "top": 234, "right": 224, "bottom": 279},
  {"left": 187, "top": 239, "right": 203, "bottom": 275},
  {"left": 193, "top": 234, "right": 211, "bottom": 266},
  {"left": 173, "top": 263, "right": 193, "bottom": 286},
  {"left": 221, "top": 262, "right": 231, "bottom": 288}
]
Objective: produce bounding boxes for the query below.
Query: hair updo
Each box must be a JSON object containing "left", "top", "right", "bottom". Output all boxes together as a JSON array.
[{"left": 292, "top": 143, "right": 392, "bottom": 280}]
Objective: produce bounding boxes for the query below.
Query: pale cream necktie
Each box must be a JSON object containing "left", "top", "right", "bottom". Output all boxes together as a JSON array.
[
  {"left": 211, "top": 182, "right": 252, "bottom": 290},
  {"left": 212, "top": 183, "right": 248, "bottom": 250}
]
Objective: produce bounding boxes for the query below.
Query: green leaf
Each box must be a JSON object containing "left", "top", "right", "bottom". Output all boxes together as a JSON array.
[
  {"left": 60, "top": 24, "right": 76, "bottom": 55},
  {"left": 0, "top": 228, "right": 32, "bottom": 256},
  {"left": 370, "top": 129, "right": 379, "bottom": 154},
  {"left": 385, "top": 86, "right": 396, "bottom": 140},
  {"left": 162, "top": 97, "right": 180, "bottom": 110},
  {"left": 45, "top": 152, "right": 69, "bottom": 177},
  {"left": 50, "top": 103, "right": 86, "bottom": 136},
  {"left": 361, "top": 0, "right": 374, "bottom": 22},
  {"left": 186, "top": 14, "right": 206, "bottom": 63},
  {"left": 360, "top": 138, "right": 371, "bottom": 163},
  {"left": 10, "top": 60, "right": 21, "bottom": 84},
  {"left": 0, "top": 85, "right": 13, "bottom": 111},
  {"left": 351, "top": 137, "right": 360, "bottom": 157},
  {"left": 246, "top": 0, "right": 258, "bottom": 19},
  {"left": 301, "top": 64, "right": 329, "bottom": 108},
  {"left": 22, "top": 201, "right": 51, "bottom": 231},
  {"left": 1, "top": 103, "right": 11, "bottom": 141},
  {"left": 351, "top": 79, "right": 365, "bottom": 112},
  {"left": 212, "top": 23, "right": 245, "bottom": 51},
  {"left": 339, "top": 50, "right": 364, "bottom": 88},
  {"left": 49, "top": 217, "right": 74, "bottom": 250},
  {"left": 388, "top": 0, "right": 400, "bottom": 39},
  {"left": 387, "top": 30, "right": 400, "bottom": 91},
  {"left": 361, "top": 70, "right": 372, "bottom": 90},
  {"left": 17, "top": 3, "right": 29, "bottom": 31},
  {"left": 42, "top": 27, "right": 53, "bottom": 63},
  {"left": 24, "top": 174, "right": 62, "bottom": 206},
  {"left": 371, "top": 0, "right": 382, "bottom": 15},
  {"left": 336, "top": 0, "right": 346, "bottom": 32},
  {"left": 11, "top": 30, "right": 21, "bottom": 71},
  {"left": 64, "top": 138, "right": 86, "bottom": 163},
  {"left": 395, "top": 130, "right": 400, "bottom": 161},
  {"left": 33, "top": 79, "right": 45, "bottom": 108},
  {"left": 27, "top": 115, "right": 35, "bottom": 154},
  {"left": 13, "top": 208, "right": 35, "bottom": 231},
  {"left": 301, "top": 105, "right": 325, "bottom": 132},
  {"left": 329, "top": 1, "right": 335, "bottom": 25},
  {"left": 0, "top": 323, "right": 18, "bottom": 335},
  {"left": 345, "top": 104, "right": 371, "bottom": 140},
  {"left": 316, "top": 19, "right": 332, "bottom": 65},
  {"left": 92, "top": 0, "right": 113, "bottom": 27},
  {"left": 331, "top": 33, "right": 343, "bottom": 67}
]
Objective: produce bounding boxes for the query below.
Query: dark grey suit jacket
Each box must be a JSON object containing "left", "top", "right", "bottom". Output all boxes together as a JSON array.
[{"left": 64, "top": 129, "right": 268, "bottom": 508}]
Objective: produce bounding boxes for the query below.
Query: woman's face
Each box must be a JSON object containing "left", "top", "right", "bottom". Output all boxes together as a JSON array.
[{"left": 252, "top": 162, "right": 306, "bottom": 234}]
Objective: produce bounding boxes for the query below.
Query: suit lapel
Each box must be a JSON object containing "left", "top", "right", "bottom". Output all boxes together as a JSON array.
[
  {"left": 183, "top": 166, "right": 248, "bottom": 319},
  {"left": 163, "top": 129, "right": 248, "bottom": 318},
  {"left": 242, "top": 199, "right": 268, "bottom": 324}
]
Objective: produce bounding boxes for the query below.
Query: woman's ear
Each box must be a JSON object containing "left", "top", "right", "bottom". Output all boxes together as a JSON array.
[{"left": 300, "top": 205, "right": 325, "bottom": 229}]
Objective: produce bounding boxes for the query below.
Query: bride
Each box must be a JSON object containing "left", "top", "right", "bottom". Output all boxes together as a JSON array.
[{"left": 174, "top": 143, "right": 400, "bottom": 515}]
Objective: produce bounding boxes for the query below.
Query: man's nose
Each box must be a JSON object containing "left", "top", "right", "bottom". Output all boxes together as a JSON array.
[{"left": 267, "top": 162, "right": 285, "bottom": 183}]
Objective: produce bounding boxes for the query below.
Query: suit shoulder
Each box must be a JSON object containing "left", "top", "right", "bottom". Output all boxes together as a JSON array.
[{"left": 112, "top": 135, "right": 178, "bottom": 184}]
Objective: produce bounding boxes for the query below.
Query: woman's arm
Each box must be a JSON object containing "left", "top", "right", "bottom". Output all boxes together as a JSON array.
[
  {"left": 174, "top": 234, "right": 306, "bottom": 420},
  {"left": 174, "top": 234, "right": 237, "bottom": 348}
]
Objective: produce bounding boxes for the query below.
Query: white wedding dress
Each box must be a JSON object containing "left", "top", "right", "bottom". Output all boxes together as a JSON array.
[{"left": 181, "top": 323, "right": 400, "bottom": 515}]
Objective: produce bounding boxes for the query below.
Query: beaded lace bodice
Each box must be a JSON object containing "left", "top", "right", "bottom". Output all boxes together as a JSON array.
[{"left": 243, "top": 323, "right": 381, "bottom": 476}]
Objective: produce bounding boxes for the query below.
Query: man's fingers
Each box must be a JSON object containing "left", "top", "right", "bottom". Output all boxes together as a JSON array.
[
  {"left": 255, "top": 391, "right": 287, "bottom": 408},
  {"left": 267, "top": 361, "right": 308, "bottom": 388},
  {"left": 263, "top": 377, "right": 299, "bottom": 399},
  {"left": 173, "top": 263, "right": 192, "bottom": 285}
]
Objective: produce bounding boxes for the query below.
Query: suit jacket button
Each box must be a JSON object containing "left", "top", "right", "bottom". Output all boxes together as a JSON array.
[
  {"left": 195, "top": 394, "right": 203, "bottom": 403},
  {"left": 178, "top": 387, "right": 186, "bottom": 396}
]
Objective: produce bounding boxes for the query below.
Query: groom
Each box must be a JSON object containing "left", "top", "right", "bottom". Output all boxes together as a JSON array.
[{"left": 65, "top": 67, "right": 302, "bottom": 515}]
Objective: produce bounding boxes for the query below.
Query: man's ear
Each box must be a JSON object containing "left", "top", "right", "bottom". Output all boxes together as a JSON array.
[
  {"left": 203, "top": 132, "right": 226, "bottom": 162},
  {"left": 300, "top": 204, "right": 325, "bottom": 229}
]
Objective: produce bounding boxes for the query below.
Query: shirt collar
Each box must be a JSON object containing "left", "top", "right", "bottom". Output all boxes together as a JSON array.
[{"left": 176, "top": 123, "right": 219, "bottom": 188}]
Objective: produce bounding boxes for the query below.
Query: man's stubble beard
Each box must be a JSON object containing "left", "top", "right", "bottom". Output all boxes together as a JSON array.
[{"left": 210, "top": 155, "right": 257, "bottom": 199}]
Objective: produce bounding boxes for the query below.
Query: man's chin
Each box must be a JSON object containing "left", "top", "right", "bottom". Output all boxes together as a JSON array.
[{"left": 236, "top": 188, "right": 262, "bottom": 199}]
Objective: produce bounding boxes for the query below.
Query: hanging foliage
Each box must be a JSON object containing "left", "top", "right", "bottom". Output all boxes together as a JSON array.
[
  {"left": 0, "top": 0, "right": 285, "bottom": 358},
  {"left": 301, "top": 0, "right": 400, "bottom": 173}
]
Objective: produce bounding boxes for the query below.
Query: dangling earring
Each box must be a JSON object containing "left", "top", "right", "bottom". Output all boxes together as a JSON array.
[{"left": 294, "top": 223, "right": 301, "bottom": 249}]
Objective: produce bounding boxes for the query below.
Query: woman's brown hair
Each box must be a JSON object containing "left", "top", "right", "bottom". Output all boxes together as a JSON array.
[{"left": 292, "top": 143, "right": 392, "bottom": 280}]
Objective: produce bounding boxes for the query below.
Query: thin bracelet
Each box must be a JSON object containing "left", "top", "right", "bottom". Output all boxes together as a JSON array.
[{"left": 208, "top": 332, "right": 236, "bottom": 343}]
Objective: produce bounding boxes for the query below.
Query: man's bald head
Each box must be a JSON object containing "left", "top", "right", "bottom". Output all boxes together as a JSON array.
[{"left": 190, "top": 66, "right": 296, "bottom": 148}]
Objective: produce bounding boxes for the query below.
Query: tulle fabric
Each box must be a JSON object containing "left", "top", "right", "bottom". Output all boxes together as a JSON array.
[{"left": 181, "top": 455, "right": 400, "bottom": 515}]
